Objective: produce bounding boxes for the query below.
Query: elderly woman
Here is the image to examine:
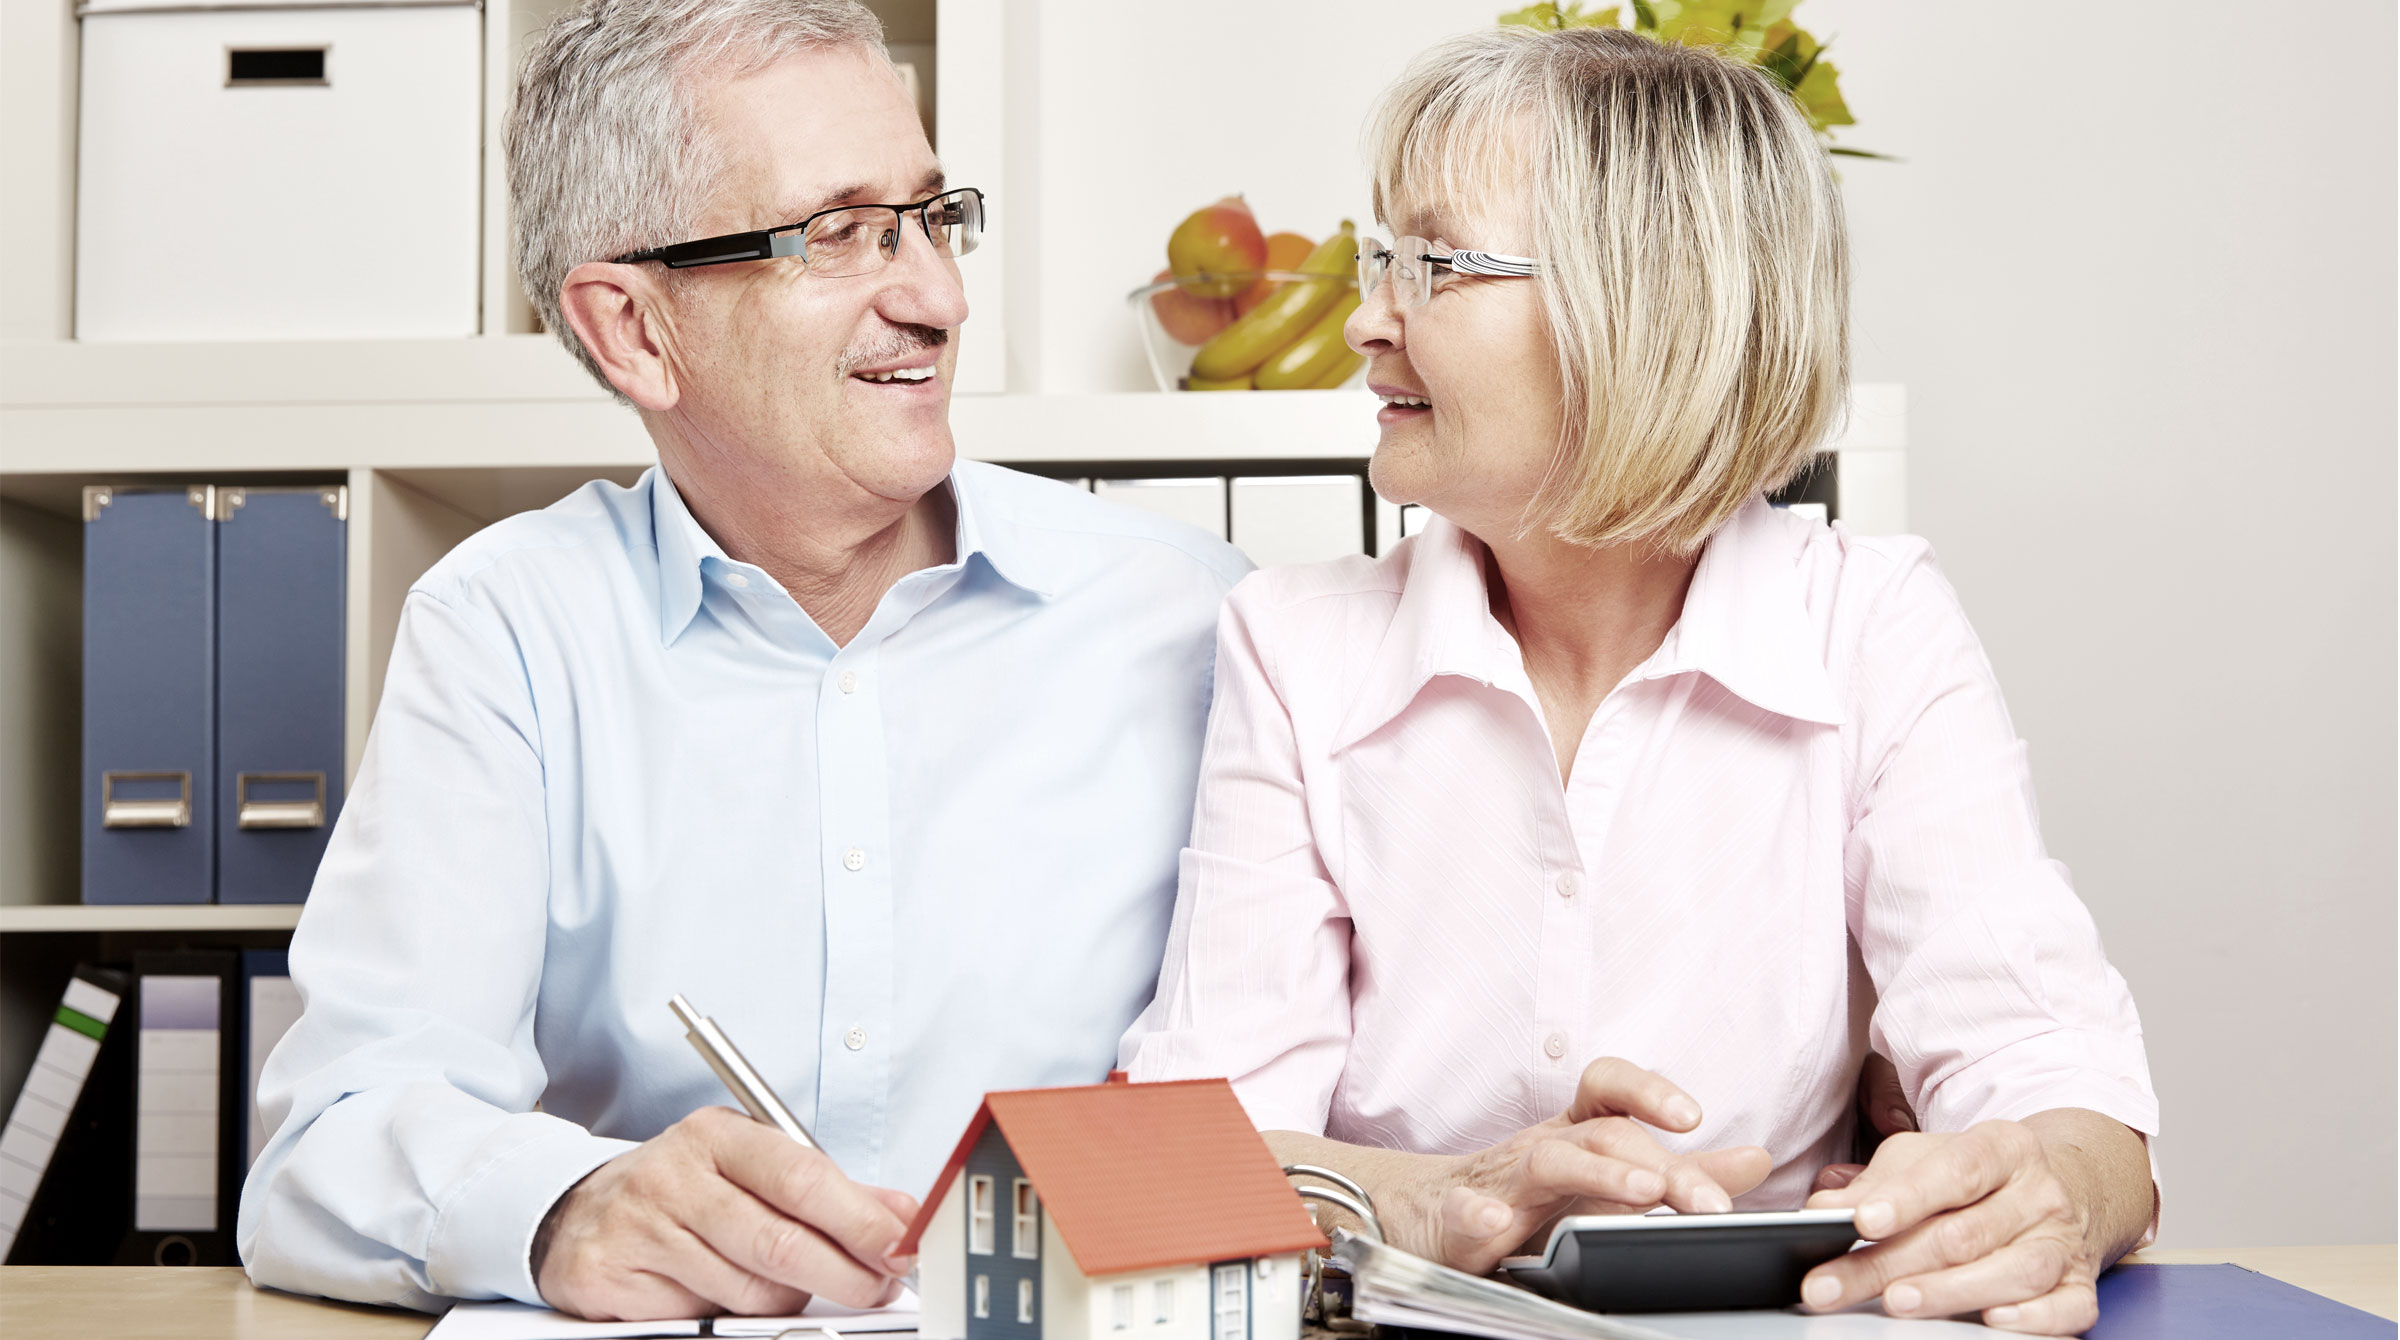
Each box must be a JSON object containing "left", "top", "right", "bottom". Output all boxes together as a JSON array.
[{"left": 1119, "top": 25, "right": 2159, "bottom": 1335}]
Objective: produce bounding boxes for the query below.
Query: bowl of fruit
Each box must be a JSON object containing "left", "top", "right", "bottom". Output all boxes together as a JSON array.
[{"left": 1128, "top": 197, "right": 1363, "bottom": 392}]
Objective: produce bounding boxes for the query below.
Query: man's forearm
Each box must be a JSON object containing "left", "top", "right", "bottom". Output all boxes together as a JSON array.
[{"left": 2025, "top": 1107, "right": 2156, "bottom": 1266}]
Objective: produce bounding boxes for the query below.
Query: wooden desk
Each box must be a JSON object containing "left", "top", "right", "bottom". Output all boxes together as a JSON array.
[
  {"left": 1, "top": 1267, "right": 429, "bottom": 1340},
  {"left": 4, "top": 1249, "right": 2393, "bottom": 1338}
]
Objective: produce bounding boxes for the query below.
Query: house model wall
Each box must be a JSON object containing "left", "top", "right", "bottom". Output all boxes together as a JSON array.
[{"left": 907, "top": 1077, "right": 1321, "bottom": 1340}]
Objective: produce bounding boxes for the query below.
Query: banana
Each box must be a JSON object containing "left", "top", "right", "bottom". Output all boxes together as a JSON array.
[
  {"left": 1184, "top": 371, "right": 1253, "bottom": 391},
  {"left": 1254, "top": 290, "right": 1363, "bottom": 390},
  {"left": 1189, "top": 221, "right": 1357, "bottom": 382},
  {"left": 1307, "top": 347, "right": 1365, "bottom": 389}
]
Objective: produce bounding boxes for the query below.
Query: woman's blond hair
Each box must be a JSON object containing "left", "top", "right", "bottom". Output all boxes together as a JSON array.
[{"left": 1368, "top": 26, "right": 1849, "bottom": 554}]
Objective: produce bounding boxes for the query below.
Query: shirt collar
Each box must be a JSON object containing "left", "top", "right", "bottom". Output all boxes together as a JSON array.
[
  {"left": 1645, "top": 497, "right": 1846, "bottom": 726},
  {"left": 648, "top": 463, "right": 1056, "bottom": 647},
  {"left": 1331, "top": 497, "right": 1842, "bottom": 751}
]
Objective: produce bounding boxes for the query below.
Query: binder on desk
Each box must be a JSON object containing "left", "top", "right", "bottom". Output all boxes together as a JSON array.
[
  {"left": 2087, "top": 1263, "right": 2395, "bottom": 1339},
  {"left": 83, "top": 485, "right": 216, "bottom": 904},
  {"left": 241, "top": 949, "right": 304, "bottom": 1168},
  {"left": 214, "top": 485, "right": 348, "bottom": 904},
  {"left": 1, "top": 965, "right": 134, "bottom": 1264},
  {"left": 118, "top": 951, "right": 240, "bottom": 1266}
]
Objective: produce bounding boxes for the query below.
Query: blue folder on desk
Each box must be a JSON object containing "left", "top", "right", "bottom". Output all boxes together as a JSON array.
[{"left": 2089, "top": 1263, "right": 2393, "bottom": 1339}]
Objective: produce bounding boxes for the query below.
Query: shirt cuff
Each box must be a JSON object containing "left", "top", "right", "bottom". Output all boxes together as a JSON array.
[{"left": 423, "top": 1112, "right": 638, "bottom": 1306}]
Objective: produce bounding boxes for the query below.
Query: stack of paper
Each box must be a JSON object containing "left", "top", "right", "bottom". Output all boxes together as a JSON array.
[
  {"left": 427, "top": 1286, "right": 919, "bottom": 1340},
  {"left": 1330, "top": 1230, "right": 1681, "bottom": 1340}
]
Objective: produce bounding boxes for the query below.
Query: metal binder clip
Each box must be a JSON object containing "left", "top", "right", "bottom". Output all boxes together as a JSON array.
[{"left": 1285, "top": 1164, "right": 1381, "bottom": 1331}]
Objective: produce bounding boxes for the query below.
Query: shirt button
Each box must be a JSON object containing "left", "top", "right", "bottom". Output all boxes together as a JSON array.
[
  {"left": 1556, "top": 873, "right": 1578, "bottom": 900},
  {"left": 1543, "top": 1032, "right": 1568, "bottom": 1060},
  {"left": 839, "top": 671, "right": 858, "bottom": 694},
  {"left": 843, "top": 847, "right": 866, "bottom": 872},
  {"left": 844, "top": 1026, "right": 867, "bottom": 1051},
  {"left": 725, "top": 572, "right": 750, "bottom": 589}
]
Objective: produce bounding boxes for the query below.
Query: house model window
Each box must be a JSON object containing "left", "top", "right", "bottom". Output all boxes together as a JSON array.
[
  {"left": 1153, "top": 1279, "right": 1175, "bottom": 1324},
  {"left": 1017, "top": 1279, "right": 1036, "bottom": 1324},
  {"left": 973, "top": 1275, "right": 990, "bottom": 1320},
  {"left": 1112, "top": 1284, "right": 1134, "bottom": 1330},
  {"left": 968, "top": 1175, "right": 995, "bottom": 1255},
  {"left": 1012, "top": 1180, "right": 1039, "bottom": 1259}
]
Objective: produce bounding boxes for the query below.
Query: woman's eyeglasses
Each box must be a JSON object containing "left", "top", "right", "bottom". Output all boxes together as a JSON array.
[
  {"left": 613, "top": 187, "right": 984, "bottom": 274},
  {"left": 1358, "top": 234, "right": 1540, "bottom": 311}
]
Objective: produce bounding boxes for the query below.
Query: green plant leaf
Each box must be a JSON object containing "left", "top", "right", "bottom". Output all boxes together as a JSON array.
[
  {"left": 1792, "top": 53, "right": 1854, "bottom": 129},
  {"left": 1498, "top": 2, "right": 1564, "bottom": 28},
  {"left": 1756, "top": 29, "right": 1809, "bottom": 87},
  {"left": 1493, "top": 0, "right": 1885, "bottom": 161},
  {"left": 1499, "top": 0, "right": 1622, "bottom": 26}
]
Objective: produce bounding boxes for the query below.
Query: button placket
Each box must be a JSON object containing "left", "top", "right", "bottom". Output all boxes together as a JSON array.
[{"left": 815, "top": 640, "right": 894, "bottom": 1180}]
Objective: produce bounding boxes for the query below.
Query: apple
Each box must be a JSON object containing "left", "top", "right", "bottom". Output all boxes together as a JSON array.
[
  {"left": 1150, "top": 268, "right": 1236, "bottom": 345},
  {"left": 1167, "top": 196, "right": 1268, "bottom": 299}
]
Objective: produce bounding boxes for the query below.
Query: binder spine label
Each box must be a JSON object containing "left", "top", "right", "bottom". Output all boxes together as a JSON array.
[
  {"left": 135, "top": 976, "right": 222, "bottom": 1233},
  {"left": 0, "top": 975, "right": 125, "bottom": 1260}
]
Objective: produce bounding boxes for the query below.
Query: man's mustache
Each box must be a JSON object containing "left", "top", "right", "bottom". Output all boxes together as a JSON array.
[{"left": 838, "top": 324, "right": 949, "bottom": 375}]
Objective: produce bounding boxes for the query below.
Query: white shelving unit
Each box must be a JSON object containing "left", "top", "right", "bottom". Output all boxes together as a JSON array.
[{"left": 0, "top": 903, "right": 306, "bottom": 933}]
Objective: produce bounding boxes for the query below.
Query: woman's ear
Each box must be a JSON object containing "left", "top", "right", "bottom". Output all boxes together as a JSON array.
[{"left": 558, "top": 261, "right": 681, "bottom": 411}]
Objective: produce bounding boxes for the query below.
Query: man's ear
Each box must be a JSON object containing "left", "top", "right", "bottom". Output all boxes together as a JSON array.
[{"left": 558, "top": 261, "right": 682, "bottom": 411}]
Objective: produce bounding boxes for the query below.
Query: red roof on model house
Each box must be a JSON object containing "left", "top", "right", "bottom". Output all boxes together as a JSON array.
[{"left": 899, "top": 1076, "right": 1328, "bottom": 1276}]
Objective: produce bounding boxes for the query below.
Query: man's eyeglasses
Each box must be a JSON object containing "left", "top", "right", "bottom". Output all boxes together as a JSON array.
[
  {"left": 612, "top": 186, "right": 984, "bottom": 274},
  {"left": 1358, "top": 234, "right": 1541, "bottom": 311}
]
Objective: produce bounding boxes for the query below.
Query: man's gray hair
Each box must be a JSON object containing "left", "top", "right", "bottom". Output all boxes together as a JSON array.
[{"left": 508, "top": 0, "right": 889, "bottom": 390}]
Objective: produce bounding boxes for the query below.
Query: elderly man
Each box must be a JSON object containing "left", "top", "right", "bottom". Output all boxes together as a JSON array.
[{"left": 237, "top": 0, "right": 1246, "bottom": 1319}]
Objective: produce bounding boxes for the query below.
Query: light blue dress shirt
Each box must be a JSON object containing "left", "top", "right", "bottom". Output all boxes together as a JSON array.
[{"left": 237, "top": 461, "right": 1249, "bottom": 1311}]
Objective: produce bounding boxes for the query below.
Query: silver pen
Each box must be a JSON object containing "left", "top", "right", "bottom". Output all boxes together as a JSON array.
[{"left": 670, "top": 993, "right": 825, "bottom": 1154}]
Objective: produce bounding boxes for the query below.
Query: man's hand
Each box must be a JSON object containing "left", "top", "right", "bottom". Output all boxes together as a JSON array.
[
  {"left": 533, "top": 1107, "right": 918, "bottom": 1321},
  {"left": 1395, "top": 1058, "right": 1772, "bottom": 1274},
  {"left": 1800, "top": 1110, "right": 2152, "bottom": 1334}
]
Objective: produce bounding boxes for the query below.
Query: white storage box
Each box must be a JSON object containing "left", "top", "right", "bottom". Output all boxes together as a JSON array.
[{"left": 75, "top": 0, "right": 482, "bottom": 340}]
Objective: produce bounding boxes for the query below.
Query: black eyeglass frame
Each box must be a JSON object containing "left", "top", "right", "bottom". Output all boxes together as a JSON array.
[{"left": 611, "top": 186, "right": 986, "bottom": 271}]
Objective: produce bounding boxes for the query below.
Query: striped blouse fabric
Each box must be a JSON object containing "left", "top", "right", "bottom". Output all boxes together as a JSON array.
[{"left": 1120, "top": 498, "right": 2160, "bottom": 1213}]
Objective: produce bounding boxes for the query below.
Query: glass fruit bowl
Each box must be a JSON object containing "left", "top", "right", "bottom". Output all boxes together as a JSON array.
[{"left": 1126, "top": 271, "right": 1366, "bottom": 393}]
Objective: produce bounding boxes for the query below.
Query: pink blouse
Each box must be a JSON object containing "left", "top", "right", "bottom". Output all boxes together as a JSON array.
[{"left": 1120, "top": 500, "right": 2159, "bottom": 1210}]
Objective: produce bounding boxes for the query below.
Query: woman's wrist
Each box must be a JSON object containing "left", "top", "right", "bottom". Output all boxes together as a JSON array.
[
  {"left": 2023, "top": 1108, "right": 2153, "bottom": 1268},
  {"left": 1263, "top": 1130, "right": 1458, "bottom": 1256}
]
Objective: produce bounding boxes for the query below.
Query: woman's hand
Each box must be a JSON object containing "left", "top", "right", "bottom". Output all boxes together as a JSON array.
[
  {"left": 1800, "top": 1110, "right": 2153, "bottom": 1334},
  {"left": 1389, "top": 1058, "right": 1771, "bottom": 1273},
  {"left": 1813, "top": 1051, "right": 1918, "bottom": 1193}
]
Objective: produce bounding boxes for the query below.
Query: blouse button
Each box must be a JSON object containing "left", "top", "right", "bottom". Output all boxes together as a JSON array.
[
  {"left": 1556, "top": 872, "right": 1578, "bottom": 899},
  {"left": 844, "top": 847, "right": 867, "bottom": 872},
  {"left": 1543, "top": 1032, "right": 1567, "bottom": 1060}
]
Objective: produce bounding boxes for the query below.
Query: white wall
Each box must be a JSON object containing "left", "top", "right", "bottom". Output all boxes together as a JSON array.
[
  {"left": 1809, "top": 0, "right": 2397, "bottom": 1246},
  {"left": 1017, "top": 0, "right": 2397, "bottom": 1246}
]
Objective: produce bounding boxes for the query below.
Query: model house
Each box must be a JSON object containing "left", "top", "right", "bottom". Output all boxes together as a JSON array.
[{"left": 904, "top": 1075, "right": 1327, "bottom": 1340}]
